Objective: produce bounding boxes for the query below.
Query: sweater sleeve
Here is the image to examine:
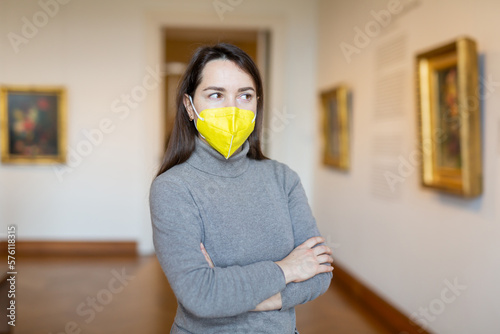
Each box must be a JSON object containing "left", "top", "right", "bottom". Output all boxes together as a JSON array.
[
  {"left": 150, "top": 176, "right": 287, "bottom": 318},
  {"left": 279, "top": 168, "right": 333, "bottom": 311}
]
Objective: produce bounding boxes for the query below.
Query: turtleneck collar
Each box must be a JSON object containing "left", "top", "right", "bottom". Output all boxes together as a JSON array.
[{"left": 187, "top": 137, "right": 250, "bottom": 177}]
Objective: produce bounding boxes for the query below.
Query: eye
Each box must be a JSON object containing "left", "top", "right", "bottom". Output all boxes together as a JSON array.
[
  {"left": 208, "top": 92, "right": 223, "bottom": 99},
  {"left": 239, "top": 93, "right": 253, "bottom": 101}
]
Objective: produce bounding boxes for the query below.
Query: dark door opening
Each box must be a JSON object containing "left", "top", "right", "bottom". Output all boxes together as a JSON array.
[{"left": 162, "top": 27, "right": 270, "bottom": 152}]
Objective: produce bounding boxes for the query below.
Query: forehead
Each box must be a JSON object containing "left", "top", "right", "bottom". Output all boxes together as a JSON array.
[{"left": 199, "top": 59, "right": 255, "bottom": 89}]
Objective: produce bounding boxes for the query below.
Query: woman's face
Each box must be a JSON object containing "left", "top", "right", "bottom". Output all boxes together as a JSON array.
[{"left": 184, "top": 59, "right": 257, "bottom": 121}]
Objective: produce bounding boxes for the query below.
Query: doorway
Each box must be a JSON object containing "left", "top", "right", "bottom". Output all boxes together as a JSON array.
[{"left": 162, "top": 27, "right": 270, "bottom": 152}]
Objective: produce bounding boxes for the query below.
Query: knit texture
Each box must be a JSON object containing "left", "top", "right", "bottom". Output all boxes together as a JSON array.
[{"left": 150, "top": 137, "right": 332, "bottom": 334}]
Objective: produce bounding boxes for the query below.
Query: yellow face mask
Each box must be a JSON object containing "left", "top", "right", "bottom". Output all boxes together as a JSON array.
[{"left": 189, "top": 96, "right": 256, "bottom": 159}]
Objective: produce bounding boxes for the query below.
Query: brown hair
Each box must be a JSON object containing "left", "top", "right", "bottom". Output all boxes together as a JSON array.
[{"left": 156, "top": 43, "right": 267, "bottom": 176}]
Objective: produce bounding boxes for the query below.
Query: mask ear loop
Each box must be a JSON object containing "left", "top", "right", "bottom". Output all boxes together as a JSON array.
[
  {"left": 251, "top": 96, "right": 258, "bottom": 123},
  {"left": 188, "top": 95, "right": 204, "bottom": 121},
  {"left": 188, "top": 95, "right": 206, "bottom": 139}
]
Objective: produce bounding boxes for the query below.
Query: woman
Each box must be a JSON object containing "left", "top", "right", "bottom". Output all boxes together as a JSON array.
[{"left": 150, "top": 43, "right": 333, "bottom": 334}]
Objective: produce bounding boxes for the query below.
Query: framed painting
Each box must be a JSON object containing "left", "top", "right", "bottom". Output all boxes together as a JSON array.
[
  {"left": 416, "top": 37, "right": 482, "bottom": 197},
  {"left": 0, "top": 86, "right": 67, "bottom": 164},
  {"left": 320, "top": 85, "right": 350, "bottom": 170}
]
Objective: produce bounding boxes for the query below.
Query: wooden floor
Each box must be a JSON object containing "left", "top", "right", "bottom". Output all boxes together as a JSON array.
[{"left": 12, "top": 255, "right": 394, "bottom": 334}]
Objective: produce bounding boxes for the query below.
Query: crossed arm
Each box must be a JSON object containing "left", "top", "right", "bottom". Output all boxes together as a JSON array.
[{"left": 200, "top": 236, "right": 334, "bottom": 312}]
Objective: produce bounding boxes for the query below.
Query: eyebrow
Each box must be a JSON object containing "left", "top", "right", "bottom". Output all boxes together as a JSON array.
[{"left": 202, "top": 86, "right": 255, "bottom": 93}]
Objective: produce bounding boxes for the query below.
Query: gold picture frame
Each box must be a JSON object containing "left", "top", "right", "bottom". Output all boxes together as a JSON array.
[
  {"left": 1, "top": 86, "right": 67, "bottom": 164},
  {"left": 416, "top": 37, "right": 482, "bottom": 197},
  {"left": 320, "top": 85, "right": 350, "bottom": 170}
]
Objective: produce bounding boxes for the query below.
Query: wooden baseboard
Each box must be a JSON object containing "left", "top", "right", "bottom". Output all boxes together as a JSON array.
[
  {"left": 333, "top": 262, "right": 433, "bottom": 334},
  {"left": 0, "top": 241, "right": 137, "bottom": 257}
]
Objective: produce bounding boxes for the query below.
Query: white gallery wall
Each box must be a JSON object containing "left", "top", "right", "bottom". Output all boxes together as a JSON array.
[
  {"left": 0, "top": 0, "right": 318, "bottom": 254},
  {"left": 315, "top": 0, "right": 500, "bottom": 333}
]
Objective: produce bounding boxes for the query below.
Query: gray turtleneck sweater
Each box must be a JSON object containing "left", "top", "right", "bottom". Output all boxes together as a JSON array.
[{"left": 150, "top": 138, "right": 332, "bottom": 334}]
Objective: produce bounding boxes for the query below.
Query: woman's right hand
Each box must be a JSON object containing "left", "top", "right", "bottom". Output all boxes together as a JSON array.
[{"left": 275, "top": 237, "right": 333, "bottom": 284}]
